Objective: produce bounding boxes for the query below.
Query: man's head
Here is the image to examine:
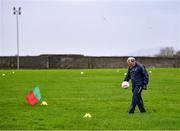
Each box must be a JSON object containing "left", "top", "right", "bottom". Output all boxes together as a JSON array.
[{"left": 127, "top": 57, "right": 136, "bottom": 67}]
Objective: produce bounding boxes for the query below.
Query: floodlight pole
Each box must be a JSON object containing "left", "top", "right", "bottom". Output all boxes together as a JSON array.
[{"left": 13, "top": 7, "right": 21, "bottom": 69}]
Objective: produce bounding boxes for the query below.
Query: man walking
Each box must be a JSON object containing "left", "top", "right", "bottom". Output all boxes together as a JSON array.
[{"left": 124, "top": 57, "right": 149, "bottom": 113}]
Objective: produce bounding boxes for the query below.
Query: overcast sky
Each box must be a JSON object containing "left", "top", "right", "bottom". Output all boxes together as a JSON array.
[{"left": 0, "top": 0, "right": 180, "bottom": 56}]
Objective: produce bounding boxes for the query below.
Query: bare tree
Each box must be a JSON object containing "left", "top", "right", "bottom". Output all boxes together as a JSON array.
[
  {"left": 156, "top": 47, "right": 175, "bottom": 57},
  {"left": 176, "top": 51, "right": 180, "bottom": 56}
]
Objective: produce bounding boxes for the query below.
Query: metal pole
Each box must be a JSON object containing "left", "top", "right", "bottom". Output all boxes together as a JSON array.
[
  {"left": 16, "top": 12, "right": 19, "bottom": 69},
  {"left": 13, "top": 7, "right": 21, "bottom": 69}
]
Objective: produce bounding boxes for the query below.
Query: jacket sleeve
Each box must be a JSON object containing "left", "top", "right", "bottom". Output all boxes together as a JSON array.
[{"left": 124, "top": 68, "right": 131, "bottom": 81}]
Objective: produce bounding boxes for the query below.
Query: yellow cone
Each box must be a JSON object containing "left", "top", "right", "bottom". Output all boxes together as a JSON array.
[
  {"left": 41, "top": 101, "right": 48, "bottom": 106},
  {"left": 83, "top": 113, "right": 92, "bottom": 118}
]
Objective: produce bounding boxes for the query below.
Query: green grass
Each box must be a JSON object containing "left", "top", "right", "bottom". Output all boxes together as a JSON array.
[{"left": 0, "top": 68, "right": 180, "bottom": 130}]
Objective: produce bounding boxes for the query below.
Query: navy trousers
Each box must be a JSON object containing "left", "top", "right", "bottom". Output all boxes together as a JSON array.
[{"left": 129, "top": 85, "right": 146, "bottom": 113}]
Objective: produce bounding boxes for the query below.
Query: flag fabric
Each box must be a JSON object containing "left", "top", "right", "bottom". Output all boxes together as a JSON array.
[
  {"left": 25, "top": 86, "right": 41, "bottom": 105},
  {"left": 33, "top": 86, "right": 41, "bottom": 100},
  {"left": 25, "top": 91, "right": 38, "bottom": 105}
]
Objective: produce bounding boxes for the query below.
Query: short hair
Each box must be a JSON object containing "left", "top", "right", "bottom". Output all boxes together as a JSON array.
[{"left": 127, "top": 57, "right": 136, "bottom": 62}]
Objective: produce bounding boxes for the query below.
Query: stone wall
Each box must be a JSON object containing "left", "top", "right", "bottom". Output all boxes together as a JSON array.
[
  {"left": 0, "top": 55, "right": 179, "bottom": 69},
  {"left": 0, "top": 56, "right": 48, "bottom": 69}
]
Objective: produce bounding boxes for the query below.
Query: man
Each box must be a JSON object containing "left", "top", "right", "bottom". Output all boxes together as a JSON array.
[{"left": 124, "top": 57, "right": 149, "bottom": 113}]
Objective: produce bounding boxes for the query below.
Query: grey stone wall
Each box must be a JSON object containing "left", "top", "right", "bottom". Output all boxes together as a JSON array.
[
  {"left": 0, "top": 56, "right": 49, "bottom": 69},
  {"left": 0, "top": 55, "right": 179, "bottom": 69},
  {"left": 48, "top": 55, "right": 89, "bottom": 69}
]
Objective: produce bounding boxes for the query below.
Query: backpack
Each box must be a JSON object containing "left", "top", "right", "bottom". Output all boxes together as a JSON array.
[{"left": 142, "top": 65, "right": 149, "bottom": 89}]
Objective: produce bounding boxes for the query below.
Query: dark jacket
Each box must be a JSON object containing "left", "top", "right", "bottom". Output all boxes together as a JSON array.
[{"left": 124, "top": 63, "right": 149, "bottom": 88}]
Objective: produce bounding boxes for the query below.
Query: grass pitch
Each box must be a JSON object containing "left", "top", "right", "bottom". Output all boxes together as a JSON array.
[{"left": 0, "top": 68, "right": 180, "bottom": 130}]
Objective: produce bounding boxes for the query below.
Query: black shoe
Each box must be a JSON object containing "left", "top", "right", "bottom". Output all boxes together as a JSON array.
[
  {"left": 129, "top": 111, "right": 134, "bottom": 114},
  {"left": 140, "top": 110, "right": 146, "bottom": 113}
]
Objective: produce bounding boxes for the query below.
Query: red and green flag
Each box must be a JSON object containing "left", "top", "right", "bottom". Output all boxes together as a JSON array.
[{"left": 25, "top": 86, "right": 41, "bottom": 105}]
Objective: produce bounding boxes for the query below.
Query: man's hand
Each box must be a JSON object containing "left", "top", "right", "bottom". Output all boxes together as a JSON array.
[{"left": 143, "top": 85, "right": 147, "bottom": 90}]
